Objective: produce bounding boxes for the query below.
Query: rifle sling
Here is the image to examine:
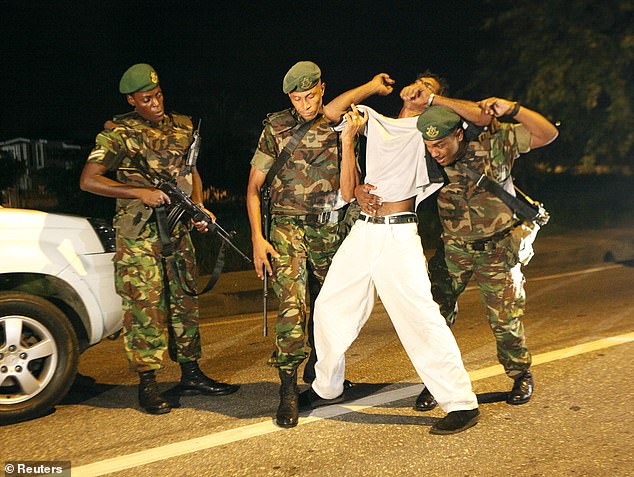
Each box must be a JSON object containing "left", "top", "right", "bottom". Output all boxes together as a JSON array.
[
  {"left": 263, "top": 118, "right": 314, "bottom": 188},
  {"left": 154, "top": 205, "right": 226, "bottom": 297},
  {"left": 191, "top": 240, "right": 227, "bottom": 296},
  {"left": 155, "top": 206, "right": 175, "bottom": 256},
  {"left": 458, "top": 163, "right": 540, "bottom": 222}
]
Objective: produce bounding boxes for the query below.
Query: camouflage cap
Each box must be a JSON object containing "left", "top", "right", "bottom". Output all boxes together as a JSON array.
[
  {"left": 119, "top": 63, "right": 160, "bottom": 94},
  {"left": 417, "top": 106, "right": 462, "bottom": 140},
  {"left": 282, "top": 61, "right": 321, "bottom": 94}
]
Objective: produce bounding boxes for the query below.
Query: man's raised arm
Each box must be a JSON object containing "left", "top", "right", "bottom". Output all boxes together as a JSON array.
[{"left": 323, "top": 73, "right": 395, "bottom": 122}]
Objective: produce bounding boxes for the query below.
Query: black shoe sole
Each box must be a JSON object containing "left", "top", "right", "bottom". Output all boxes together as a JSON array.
[
  {"left": 142, "top": 406, "right": 172, "bottom": 415},
  {"left": 179, "top": 385, "right": 240, "bottom": 396},
  {"left": 506, "top": 396, "right": 531, "bottom": 405},
  {"left": 429, "top": 415, "right": 480, "bottom": 435},
  {"left": 275, "top": 419, "right": 299, "bottom": 429},
  {"left": 414, "top": 401, "right": 438, "bottom": 412}
]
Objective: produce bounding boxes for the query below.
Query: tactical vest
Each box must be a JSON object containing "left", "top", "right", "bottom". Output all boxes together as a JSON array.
[
  {"left": 438, "top": 121, "right": 523, "bottom": 240},
  {"left": 265, "top": 109, "right": 341, "bottom": 215},
  {"left": 103, "top": 112, "right": 194, "bottom": 238}
]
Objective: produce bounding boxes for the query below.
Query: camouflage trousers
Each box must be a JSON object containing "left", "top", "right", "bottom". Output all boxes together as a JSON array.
[
  {"left": 269, "top": 216, "right": 342, "bottom": 372},
  {"left": 430, "top": 235, "right": 531, "bottom": 378},
  {"left": 114, "top": 221, "right": 201, "bottom": 373}
]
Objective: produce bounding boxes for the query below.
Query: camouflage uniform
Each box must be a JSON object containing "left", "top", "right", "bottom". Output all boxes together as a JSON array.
[
  {"left": 87, "top": 112, "right": 201, "bottom": 372},
  {"left": 251, "top": 108, "right": 345, "bottom": 371},
  {"left": 436, "top": 119, "right": 533, "bottom": 378}
]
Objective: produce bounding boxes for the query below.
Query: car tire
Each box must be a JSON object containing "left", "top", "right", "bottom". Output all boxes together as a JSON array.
[{"left": 0, "top": 291, "right": 79, "bottom": 425}]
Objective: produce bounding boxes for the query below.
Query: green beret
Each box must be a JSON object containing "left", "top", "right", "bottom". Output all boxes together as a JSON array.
[
  {"left": 119, "top": 63, "right": 159, "bottom": 94},
  {"left": 417, "top": 106, "right": 462, "bottom": 140},
  {"left": 282, "top": 61, "right": 321, "bottom": 94}
]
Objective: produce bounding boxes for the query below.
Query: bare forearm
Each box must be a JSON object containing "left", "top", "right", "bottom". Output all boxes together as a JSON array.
[
  {"left": 324, "top": 73, "right": 394, "bottom": 122},
  {"left": 339, "top": 139, "right": 360, "bottom": 203},
  {"left": 80, "top": 173, "right": 146, "bottom": 200},
  {"left": 514, "top": 106, "right": 559, "bottom": 148},
  {"left": 324, "top": 86, "right": 373, "bottom": 122},
  {"left": 246, "top": 188, "right": 264, "bottom": 240},
  {"left": 398, "top": 104, "right": 424, "bottom": 118},
  {"left": 246, "top": 167, "right": 267, "bottom": 240},
  {"left": 432, "top": 96, "right": 492, "bottom": 126}
]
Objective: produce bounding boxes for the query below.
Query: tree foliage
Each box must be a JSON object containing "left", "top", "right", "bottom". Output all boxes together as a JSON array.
[{"left": 467, "top": 0, "right": 633, "bottom": 169}]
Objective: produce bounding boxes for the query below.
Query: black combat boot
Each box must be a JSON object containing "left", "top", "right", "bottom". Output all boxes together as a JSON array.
[
  {"left": 276, "top": 368, "right": 299, "bottom": 428},
  {"left": 138, "top": 370, "right": 171, "bottom": 415},
  {"left": 179, "top": 361, "right": 240, "bottom": 396},
  {"left": 507, "top": 370, "right": 534, "bottom": 405}
]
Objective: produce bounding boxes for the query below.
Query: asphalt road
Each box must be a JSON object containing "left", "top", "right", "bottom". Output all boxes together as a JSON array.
[{"left": 1, "top": 229, "right": 633, "bottom": 477}]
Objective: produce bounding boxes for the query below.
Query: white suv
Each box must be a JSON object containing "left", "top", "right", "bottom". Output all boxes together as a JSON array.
[{"left": 0, "top": 207, "right": 122, "bottom": 424}]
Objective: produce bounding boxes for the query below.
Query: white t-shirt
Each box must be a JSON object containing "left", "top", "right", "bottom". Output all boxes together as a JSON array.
[{"left": 334, "top": 105, "right": 443, "bottom": 207}]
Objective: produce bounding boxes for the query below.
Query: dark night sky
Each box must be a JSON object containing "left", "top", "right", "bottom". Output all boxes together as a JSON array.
[{"left": 1, "top": 1, "right": 488, "bottom": 144}]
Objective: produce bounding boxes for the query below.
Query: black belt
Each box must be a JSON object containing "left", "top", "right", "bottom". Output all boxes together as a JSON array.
[
  {"left": 462, "top": 226, "right": 515, "bottom": 251},
  {"left": 359, "top": 213, "right": 418, "bottom": 224}
]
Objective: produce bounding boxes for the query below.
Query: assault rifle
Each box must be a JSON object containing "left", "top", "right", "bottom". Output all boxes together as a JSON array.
[
  {"left": 156, "top": 176, "right": 251, "bottom": 262},
  {"left": 123, "top": 159, "right": 252, "bottom": 264},
  {"left": 261, "top": 184, "right": 271, "bottom": 337}
]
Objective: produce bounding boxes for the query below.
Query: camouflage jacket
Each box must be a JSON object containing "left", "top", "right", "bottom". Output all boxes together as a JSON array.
[
  {"left": 250, "top": 108, "right": 341, "bottom": 215},
  {"left": 438, "top": 120, "right": 531, "bottom": 241},
  {"left": 87, "top": 111, "right": 194, "bottom": 238}
]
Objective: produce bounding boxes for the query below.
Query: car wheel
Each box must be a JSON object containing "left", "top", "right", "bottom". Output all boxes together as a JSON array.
[{"left": 0, "top": 291, "right": 79, "bottom": 425}]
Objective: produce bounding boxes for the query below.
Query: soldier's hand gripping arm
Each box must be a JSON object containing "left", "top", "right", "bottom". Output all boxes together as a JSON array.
[
  {"left": 478, "top": 97, "right": 559, "bottom": 149},
  {"left": 323, "top": 73, "right": 395, "bottom": 122},
  {"left": 246, "top": 166, "right": 280, "bottom": 280},
  {"left": 399, "top": 78, "right": 492, "bottom": 126}
]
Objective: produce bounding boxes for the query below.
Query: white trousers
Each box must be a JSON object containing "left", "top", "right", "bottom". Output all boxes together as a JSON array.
[{"left": 312, "top": 218, "right": 478, "bottom": 413}]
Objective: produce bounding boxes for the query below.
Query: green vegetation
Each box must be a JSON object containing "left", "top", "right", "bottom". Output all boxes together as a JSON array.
[{"left": 466, "top": 0, "right": 633, "bottom": 172}]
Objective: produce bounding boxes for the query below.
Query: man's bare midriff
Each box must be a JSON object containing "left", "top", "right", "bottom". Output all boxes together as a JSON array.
[{"left": 372, "top": 197, "right": 415, "bottom": 216}]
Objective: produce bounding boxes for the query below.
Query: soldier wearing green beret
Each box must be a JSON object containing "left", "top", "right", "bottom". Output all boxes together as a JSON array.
[
  {"left": 246, "top": 60, "right": 394, "bottom": 428},
  {"left": 412, "top": 101, "right": 557, "bottom": 408},
  {"left": 80, "top": 63, "right": 239, "bottom": 415}
]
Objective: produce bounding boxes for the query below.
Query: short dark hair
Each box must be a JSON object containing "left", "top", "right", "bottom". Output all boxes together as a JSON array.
[{"left": 416, "top": 70, "right": 449, "bottom": 96}]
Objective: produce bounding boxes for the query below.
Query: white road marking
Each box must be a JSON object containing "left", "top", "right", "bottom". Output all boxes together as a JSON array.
[{"left": 71, "top": 331, "right": 634, "bottom": 476}]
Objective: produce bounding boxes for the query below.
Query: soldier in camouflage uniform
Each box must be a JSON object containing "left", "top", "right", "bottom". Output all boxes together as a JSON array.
[
  {"left": 414, "top": 102, "right": 558, "bottom": 408},
  {"left": 246, "top": 61, "right": 393, "bottom": 428},
  {"left": 80, "top": 63, "right": 238, "bottom": 415}
]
